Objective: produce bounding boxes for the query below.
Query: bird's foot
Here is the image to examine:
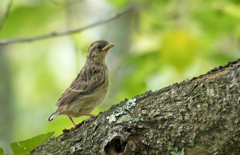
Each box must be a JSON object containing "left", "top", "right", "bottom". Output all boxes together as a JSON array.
[{"left": 84, "top": 115, "right": 96, "bottom": 124}]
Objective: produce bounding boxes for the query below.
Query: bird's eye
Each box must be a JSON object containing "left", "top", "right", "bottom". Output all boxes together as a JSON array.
[{"left": 97, "top": 45, "right": 101, "bottom": 50}]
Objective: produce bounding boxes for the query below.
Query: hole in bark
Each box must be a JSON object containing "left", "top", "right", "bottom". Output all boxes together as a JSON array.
[{"left": 104, "top": 136, "right": 127, "bottom": 155}]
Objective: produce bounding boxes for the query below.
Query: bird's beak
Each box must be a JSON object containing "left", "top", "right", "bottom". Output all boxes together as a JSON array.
[{"left": 102, "top": 43, "right": 115, "bottom": 52}]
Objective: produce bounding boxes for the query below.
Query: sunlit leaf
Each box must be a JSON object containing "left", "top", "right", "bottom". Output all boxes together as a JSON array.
[
  {"left": 107, "top": 0, "right": 128, "bottom": 9},
  {"left": 224, "top": 3, "right": 240, "bottom": 18},
  {"left": 160, "top": 30, "right": 198, "bottom": 70},
  {"left": 10, "top": 132, "right": 54, "bottom": 155}
]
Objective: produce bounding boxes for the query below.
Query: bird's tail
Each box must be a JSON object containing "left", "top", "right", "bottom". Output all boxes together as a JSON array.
[{"left": 47, "top": 112, "right": 59, "bottom": 122}]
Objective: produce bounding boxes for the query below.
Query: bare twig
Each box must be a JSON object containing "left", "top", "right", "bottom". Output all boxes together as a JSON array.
[
  {"left": 0, "top": 0, "right": 13, "bottom": 32},
  {"left": 0, "top": 7, "right": 132, "bottom": 46}
]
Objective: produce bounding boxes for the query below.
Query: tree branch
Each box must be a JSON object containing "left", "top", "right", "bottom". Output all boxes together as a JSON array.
[
  {"left": 0, "top": 0, "right": 13, "bottom": 32},
  {"left": 0, "top": 7, "right": 132, "bottom": 46},
  {"left": 31, "top": 59, "right": 240, "bottom": 154}
]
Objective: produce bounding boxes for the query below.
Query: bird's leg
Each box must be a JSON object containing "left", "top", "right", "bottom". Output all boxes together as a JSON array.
[
  {"left": 81, "top": 113, "right": 96, "bottom": 118},
  {"left": 68, "top": 117, "right": 76, "bottom": 127}
]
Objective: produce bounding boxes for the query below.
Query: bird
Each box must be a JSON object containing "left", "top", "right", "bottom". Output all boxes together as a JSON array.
[{"left": 47, "top": 40, "right": 115, "bottom": 127}]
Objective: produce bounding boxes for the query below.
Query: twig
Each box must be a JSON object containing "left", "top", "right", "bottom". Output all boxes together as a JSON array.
[
  {"left": 0, "top": 0, "right": 13, "bottom": 32},
  {"left": 0, "top": 7, "right": 132, "bottom": 46}
]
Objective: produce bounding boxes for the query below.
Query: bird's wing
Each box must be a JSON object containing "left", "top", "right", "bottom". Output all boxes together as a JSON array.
[{"left": 56, "top": 66, "right": 105, "bottom": 107}]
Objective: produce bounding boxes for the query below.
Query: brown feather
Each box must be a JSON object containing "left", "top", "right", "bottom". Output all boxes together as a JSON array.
[
  {"left": 48, "top": 40, "right": 114, "bottom": 123},
  {"left": 56, "top": 64, "right": 106, "bottom": 107}
]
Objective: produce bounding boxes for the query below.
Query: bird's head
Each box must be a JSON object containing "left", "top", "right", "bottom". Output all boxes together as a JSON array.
[{"left": 87, "top": 40, "right": 115, "bottom": 64}]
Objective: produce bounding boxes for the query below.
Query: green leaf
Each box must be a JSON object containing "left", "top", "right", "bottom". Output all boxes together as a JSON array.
[
  {"left": 233, "top": 137, "right": 240, "bottom": 141},
  {"left": 171, "top": 148, "right": 185, "bottom": 155},
  {"left": 10, "top": 132, "right": 54, "bottom": 155},
  {"left": 160, "top": 30, "right": 198, "bottom": 70},
  {"left": 0, "top": 146, "right": 4, "bottom": 155},
  {"left": 167, "top": 145, "right": 172, "bottom": 150},
  {"left": 107, "top": 0, "right": 128, "bottom": 9}
]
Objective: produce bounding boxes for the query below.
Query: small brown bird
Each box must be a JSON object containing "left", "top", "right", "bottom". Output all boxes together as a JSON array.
[{"left": 47, "top": 40, "right": 115, "bottom": 126}]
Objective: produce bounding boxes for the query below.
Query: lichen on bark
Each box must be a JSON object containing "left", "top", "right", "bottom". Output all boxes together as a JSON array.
[{"left": 31, "top": 59, "right": 240, "bottom": 155}]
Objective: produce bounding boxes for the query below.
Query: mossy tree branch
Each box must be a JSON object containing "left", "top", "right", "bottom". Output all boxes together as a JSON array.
[{"left": 31, "top": 59, "right": 240, "bottom": 155}]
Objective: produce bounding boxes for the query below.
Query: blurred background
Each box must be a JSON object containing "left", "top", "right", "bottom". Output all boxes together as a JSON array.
[{"left": 0, "top": 0, "right": 240, "bottom": 153}]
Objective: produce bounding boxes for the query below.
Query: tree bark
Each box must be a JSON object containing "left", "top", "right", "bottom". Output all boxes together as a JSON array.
[{"left": 31, "top": 59, "right": 240, "bottom": 155}]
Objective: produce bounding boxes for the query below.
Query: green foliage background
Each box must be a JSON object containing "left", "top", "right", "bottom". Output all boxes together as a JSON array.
[{"left": 0, "top": 0, "right": 240, "bottom": 153}]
